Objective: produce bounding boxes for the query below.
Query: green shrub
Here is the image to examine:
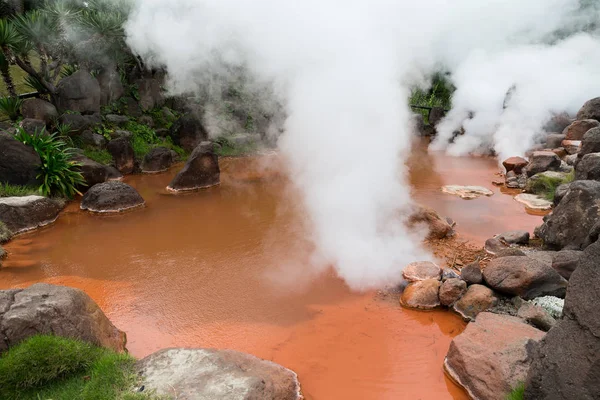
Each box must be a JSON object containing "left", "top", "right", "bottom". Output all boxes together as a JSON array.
[
  {"left": 84, "top": 148, "right": 113, "bottom": 165},
  {"left": 506, "top": 382, "right": 525, "bottom": 400},
  {"left": 0, "top": 96, "right": 23, "bottom": 121},
  {"left": 0, "top": 182, "right": 38, "bottom": 197},
  {"left": 15, "top": 128, "right": 87, "bottom": 198}
]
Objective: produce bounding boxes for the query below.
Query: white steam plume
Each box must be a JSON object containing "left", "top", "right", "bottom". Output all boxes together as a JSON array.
[{"left": 125, "top": 0, "right": 600, "bottom": 289}]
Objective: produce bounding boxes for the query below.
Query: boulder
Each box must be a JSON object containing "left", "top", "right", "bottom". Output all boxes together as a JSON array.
[
  {"left": 0, "top": 131, "right": 41, "bottom": 186},
  {"left": 121, "top": 97, "right": 143, "bottom": 118},
  {"left": 105, "top": 114, "right": 130, "bottom": 126},
  {"left": 551, "top": 250, "right": 582, "bottom": 280},
  {"left": 562, "top": 119, "right": 600, "bottom": 140},
  {"left": 444, "top": 312, "right": 544, "bottom": 400},
  {"left": 107, "top": 138, "right": 135, "bottom": 174},
  {"left": 406, "top": 205, "right": 454, "bottom": 239},
  {"left": 73, "top": 154, "right": 122, "bottom": 188},
  {"left": 136, "top": 348, "right": 302, "bottom": 400},
  {"left": 439, "top": 278, "right": 467, "bottom": 307},
  {"left": 575, "top": 152, "right": 600, "bottom": 180},
  {"left": 97, "top": 68, "right": 124, "bottom": 106},
  {"left": 20, "top": 98, "right": 58, "bottom": 125},
  {"left": 59, "top": 113, "right": 101, "bottom": 135},
  {"left": 562, "top": 140, "right": 581, "bottom": 155},
  {"left": 536, "top": 180, "right": 600, "bottom": 250},
  {"left": 55, "top": 70, "right": 101, "bottom": 114},
  {"left": 0, "top": 283, "right": 126, "bottom": 353},
  {"left": 169, "top": 114, "right": 209, "bottom": 152},
  {"left": 18, "top": 118, "right": 47, "bottom": 135},
  {"left": 514, "top": 193, "right": 553, "bottom": 211},
  {"left": 576, "top": 97, "right": 600, "bottom": 121},
  {"left": 136, "top": 78, "right": 164, "bottom": 111},
  {"left": 525, "top": 151, "right": 561, "bottom": 177},
  {"left": 545, "top": 133, "right": 566, "bottom": 149},
  {"left": 524, "top": 240, "right": 600, "bottom": 400},
  {"left": 578, "top": 126, "right": 600, "bottom": 159},
  {"left": 441, "top": 185, "right": 493, "bottom": 199},
  {"left": 460, "top": 262, "right": 483, "bottom": 285},
  {"left": 168, "top": 143, "right": 220, "bottom": 192},
  {"left": 483, "top": 256, "right": 568, "bottom": 299},
  {"left": 517, "top": 302, "right": 556, "bottom": 332},
  {"left": 526, "top": 171, "right": 570, "bottom": 196},
  {"left": 0, "top": 196, "right": 63, "bottom": 234},
  {"left": 503, "top": 156, "right": 529, "bottom": 174},
  {"left": 141, "top": 147, "right": 174, "bottom": 173},
  {"left": 452, "top": 284, "right": 497, "bottom": 320},
  {"left": 402, "top": 261, "right": 441, "bottom": 282},
  {"left": 484, "top": 237, "right": 509, "bottom": 255},
  {"left": 399, "top": 279, "right": 441, "bottom": 310},
  {"left": 498, "top": 230, "right": 530, "bottom": 245},
  {"left": 81, "top": 181, "right": 144, "bottom": 213},
  {"left": 80, "top": 130, "right": 107, "bottom": 149}
]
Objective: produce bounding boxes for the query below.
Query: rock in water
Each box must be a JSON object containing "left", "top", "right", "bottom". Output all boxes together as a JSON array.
[
  {"left": 444, "top": 312, "right": 545, "bottom": 400},
  {"left": 402, "top": 261, "right": 441, "bottom": 282},
  {"left": 439, "top": 278, "right": 467, "bottom": 307},
  {"left": 399, "top": 279, "right": 441, "bottom": 310},
  {"left": 525, "top": 240, "right": 600, "bottom": 400},
  {"left": 81, "top": 181, "right": 145, "bottom": 213},
  {"left": 0, "top": 283, "right": 126, "bottom": 353},
  {"left": 168, "top": 143, "right": 220, "bottom": 192},
  {"left": 0, "top": 131, "right": 41, "bottom": 187},
  {"left": 514, "top": 193, "right": 553, "bottom": 211},
  {"left": 483, "top": 256, "right": 568, "bottom": 300},
  {"left": 137, "top": 348, "right": 302, "bottom": 400},
  {"left": 142, "top": 147, "right": 174, "bottom": 173},
  {"left": 441, "top": 185, "right": 493, "bottom": 199},
  {"left": 107, "top": 138, "right": 135, "bottom": 175},
  {"left": 484, "top": 237, "right": 509, "bottom": 255},
  {"left": 452, "top": 284, "right": 497, "bottom": 320},
  {"left": 0, "top": 196, "right": 63, "bottom": 234}
]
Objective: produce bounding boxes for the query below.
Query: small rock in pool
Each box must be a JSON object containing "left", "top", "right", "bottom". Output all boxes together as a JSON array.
[
  {"left": 399, "top": 279, "right": 441, "bottom": 310},
  {"left": 81, "top": 181, "right": 145, "bottom": 213},
  {"left": 441, "top": 185, "right": 494, "bottom": 199},
  {"left": 514, "top": 193, "right": 553, "bottom": 211},
  {"left": 402, "top": 261, "right": 441, "bottom": 282}
]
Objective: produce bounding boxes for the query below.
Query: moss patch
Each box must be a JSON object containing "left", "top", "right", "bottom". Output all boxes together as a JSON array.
[
  {"left": 506, "top": 382, "right": 525, "bottom": 400},
  {"left": 84, "top": 148, "right": 113, "bottom": 165},
  {"left": 0, "top": 183, "right": 39, "bottom": 198},
  {"left": 526, "top": 170, "right": 575, "bottom": 201}
]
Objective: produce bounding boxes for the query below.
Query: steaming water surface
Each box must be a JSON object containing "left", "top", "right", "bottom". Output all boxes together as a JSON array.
[{"left": 0, "top": 151, "right": 542, "bottom": 400}]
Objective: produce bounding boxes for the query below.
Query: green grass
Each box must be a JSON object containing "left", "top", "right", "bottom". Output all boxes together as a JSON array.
[
  {"left": 0, "top": 183, "right": 39, "bottom": 197},
  {"left": 0, "top": 335, "right": 160, "bottom": 400},
  {"left": 506, "top": 382, "right": 525, "bottom": 400},
  {"left": 527, "top": 170, "right": 575, "bottom": 201},
  {"left": 84, "top": 148, "right": 113, "bottom": 165}
]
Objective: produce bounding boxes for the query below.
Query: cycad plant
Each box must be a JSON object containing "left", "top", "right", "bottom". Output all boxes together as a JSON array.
[{"left": 0, "top": 95, "right": 23, "bottom": 120}]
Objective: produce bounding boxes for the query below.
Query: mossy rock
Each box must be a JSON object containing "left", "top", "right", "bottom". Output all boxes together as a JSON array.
[
  {"left": 0, "top": 221, "right": 13, "bottom": 243},
  {"left": 526, "top": 171, "right": 574, "bottom": 200}
]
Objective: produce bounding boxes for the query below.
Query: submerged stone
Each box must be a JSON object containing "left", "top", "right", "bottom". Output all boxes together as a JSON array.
[
  {"left": 80, "top": 181, "right": 145, "bottom": 213},
  {"left": 441, "top": 185, "right": 493, "bottom": 199},
  {"left": 168, "top": 142, "right": 220, "bottom": 192}
]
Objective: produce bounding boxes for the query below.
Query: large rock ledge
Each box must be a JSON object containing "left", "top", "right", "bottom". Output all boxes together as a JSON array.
[
  {"left": 0, "top": 196, "right": 64, "bottom": 234},
  {"left": 136, "top": 348, "right": 302, "bottom": 400},
  {"left": 0, "top": 283, "right": 126, "bottom": 353}
]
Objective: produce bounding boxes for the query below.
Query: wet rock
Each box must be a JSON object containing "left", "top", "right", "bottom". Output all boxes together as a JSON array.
[
  {"left": 81, "top": 181, "right": 144, "bottom": 213},
  {"left": 136, "top": 78, "right": 164, "bottom": 111},
  {"left": 483, "top": 256, "right": 568, "bottom": 300},
  {"left": 517, "top": 302, "right": 556, "bottom": 331},
  {"left": 562, "top": 140, "right": 582, "bottom": 155},
  {"left": 579, "top": 126, "right": 600, "bottom": 159},
  {"left": 55, "top": 70, "right": 101, "bottom": 114},
  {"left": 498, "top": 230, "right": 530, "bottom": 245},
  {"left": 545, "top": 133, "right": 566, "bottom": 149},
  {"left": 0, "top": 283, "right": 126, "bottom": 353},
  {"left": 563, "top": 119, "right": 600, "bottom": 140},
  {"left": 505, "top": 170, "right": 527, "bottom": 189},
  {"left": 20, "top": 98, "right": 58, "bottom": 125},
  {"left": 551, "top": 250, "right": 582, "bottom": 280},
  {"left": 169, "top": 114, "right": 209, "bottom": 152},
  {"left": 407, "top": 205, "right": 454, "bottom": 239},
  {"left": 514, "top": 193, "right": 553, "bottom": 211},
  {"left": 168, "top": 142, "right": 220, "bottom": 192},
  {"left": 525, "top": 151, "right": 562, "bottom": 177},
  {"left": 496, "top": 248, "right": 527, "bottom": 257},
  {"left": 441, "top": 185, "right": 493, "bottom": 199},
  {"left": 59, "top": 113, "right": 101, "bottom": 135},
  {"left": 402, "top": 261, "right": 441, "bottom": 282},
  {"left": 18, "top": 118, "right": 47, "bottom": 135},
  {"left": 439, "top": 278, "right": 467, "bottom": 307},
  {"left": 576, "top": 96, "right": 600, "bottom": 121},
  {"left": 525, "top": 240, "right": 600, "bottom": 400},
  {"left": 137, "top": 348, "right": 302, "bottom": 400},
  {"left": 0, "top": 131, "right": 41, "bottom": 186},
  {"left": 105, "top": 114, "right": 130, "bottom": 126},
  {"left": 484, "top": 237, "right": 509, "bottom": 255},
  {"left": 141, "top": 147, "right": 174, "bottom": 173},
  {"left": 445, "top": 312, "right": 544, "bottom": 400},
  {"left": 399, "top": 279, "right": 441, "bottom": 310},
  {"left": 575, "top": 152, "right": 600, "bottom": 180},
  {"left": 97, "top": 68, "right": 124, "bottom": 106},
  {"left": 0, "top": 196, "right": 63, "bottom": 234},
  {"left": 536, "top": 180, "right": 600, "bottom": 250},
  {"left": 80, "top": 130, "right": 107, "bottom": 149},
  {"left": 73, "top": 154, "right": 122, "bottom": 188},
  {"left": 460, "top": 262, "right": 483, "bottom": 285},
  {"left": 107, "top": 138, "right": 135, "bottom": 174},
  {"left": 452, "top": 284, "right": 497, "bottom": 320},
  {"left": 503, "top": 156, "right": 529, "bottom": 174}
]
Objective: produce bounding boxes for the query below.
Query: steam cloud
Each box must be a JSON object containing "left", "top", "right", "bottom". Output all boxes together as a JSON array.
[{"left": 125, "top": 0, "right": 600, "bottom": 290}]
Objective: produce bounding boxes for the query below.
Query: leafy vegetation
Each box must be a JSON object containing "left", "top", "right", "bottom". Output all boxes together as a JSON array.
[
  {"left": 0, "top": 95, "right": 22, "bottom": 120},
  {"left": 0, "top": 335, "right": 160, "bottom": 400},
  {"left": 526, "top": 170, "right": 575, "bottom": 201},
  {"left": 15, "top": 128, "right": 86, "bottom": 198},
  {"left": 410, "top": 72, "right": 454, "bottom": 123},
  {"left": 84, "top": 148, "right": 112, "bottom": 165},
  {"left": 506, "top": 382, "right": 525, "bottom": 400},
  {"left": 124, "top": 120, "right": 186, "bottom": 159},
  {"left": 0, "top": 182, "right": 38, "bottom": 197},
  {"left": 214, "top": 136, "right": 258, "bottom": 157}
]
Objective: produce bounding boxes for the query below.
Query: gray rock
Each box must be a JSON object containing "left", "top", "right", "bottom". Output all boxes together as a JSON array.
[
  {"left": 136, "top": 78, "right": 164, "bottom": 111},
  {"left": 20, "top": 98, "right": 58, "bottom": 125},
  {"left": 0, "top": 131, "right": 41, "bottom": 187},
  {"left": 105, "top": 114, "right": 129, "bottom": 127},
  {"left": 551, "top": 250, "right": 582, "bottom": 280},
  {"left": 441, "top": 268, "right": 461, "bottom": 281},
  {"left": 55, "top": 70, "right": 101, "bottom": 114},
  {"left": 544, "top": 112, "right": 573, "bottom": 133},
  {"left": 81, "top": 181, "right": 144, "bottom": 213},
  {"left": 121, "top": 97, "right": 143, "bottom": 118},
  {"left": 483, "top": 256, "right": 568, "bottom": 300},
  {"left": 59, "top": 113, "right": 101, "bottom": 135},
  {"left": 460, "top": 263, "right": 483, "bottom": 284},
  {"left": 142, "top": 147, "right": 174, "bottom": 173},
  {"left": 169, "top": 114, "right": 209, "bottom": 152},
  {"left": 525, "top": 250, "right": 556, "bottom": 268},
  {"left": 545, "top": 133, "right": 566, "bottom": 149},
  {"left": 0, "top": 196, "right": 63, "bottom": 234},
  {"left": 576, "top": 97, "right": 600, "bottom": 121},
  {"left": 80, "top": 130, "right": 107, "bottom": 149},
  {"left": 107, "top": 138, "right": 135, "bottom": 174},
  {"left": 0, "top": 283, "right": 126, "bottom": 353},
  {"left": 553, "top": 183, "right": 572, "bottom": 205},
  {"left": 18, "top": 118, "right": 47, "bottom": 135},
  {"left": 168, "top": 142, "right": 220, "bottom": 192},
  {"left": 137, "top": 348, "right": 302, "bottom": 400},
  {"left": 498, "top": 230, "right": 530, "bottom": 245},
  {"left": 439, "top": 278, "right": 467, "bottom": 306},
  {"left": 526, "top": 151, "right": 562, "bottom": 177},
  {"left": 579, "top": 126, "right": 600, "bottom": 159},
  {"left": 575, "top": 152, "right": 600, "bottom": 180},
  {"left": 97, "top": 68, "right": 124, "bottom": 106},
  {"left": 72, "top": 154, "right": 122, "bottom": 188},
  {"left": 531, "top": 296, "right": 564, "bottom": 319},
  {"left": 484, "top": 237, "right": 509, "bottom": 255},
  {"left": 517, "top": 302, "right": 556, "bottom": 331}
]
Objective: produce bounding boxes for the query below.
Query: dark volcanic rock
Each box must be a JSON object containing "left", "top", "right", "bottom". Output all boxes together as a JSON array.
[
  {"left": 460, "top": 262, "right": 483, "bottom": 285},
  {"left": 0, "top": 283, "right": 126, "bottom": 353},
  {"left": 517, "top": 302, "right": 556, "bottom": 332},
  {"left": 168, "top": 143, "right": 220, "bottom": 191},
  {"left": 536, "top": 180, "right": 600, "bottom": 250},
  {"left": 169, "top": 114, "right": 209, "bottom": 152},
  {"left": 105, "top": 114, "right": 129, "bottom": 126},
  {"left": 575, "top": 152, "right": 600, "bottom": 181},
  {"left": 121, "top": 97, "right": 143, "bottom": 118},
  {"left": 428, "top": 107, "right": 446, "bottom": 127},
  {"left": 576, "top": 97, "right": 600, "bottom": 121},
  {"left": 525, "top": 240, "right": 600, "bottom": 400},
  {"left": 80, "top": 130, "right": 107, "bottom": 149},
  {"left": 525, "top": 151, "right": 562, "bottom": 177},
  {"left": 20, "top": 98, "right": 58, "bottom": 125},
  {"left": 137, "top": 348, "right": 302, "bottom": 400},
  {"left": 579, "top": 126, "right": 600, "bottom": 159},
  {"left": 563, "top": 119, "right": 600, "bottom": 140},
  {"left": 136, "top": 78, "right": 164, "bottom": 111},
  {"left": 483, "top": 256, "right": 568, "bottom": 299},
  {"left": 80, "top": 181, "right": 144, "bottom": 213},
  {"left": 19, "top": 118, "right": 47, "bottom": 135},
  {"left": 495, "top": 248, "right": 527, "bottom": 257},
  {"left": 73, "top": 154, "right": 122, "bottom": 188},
  {"left": 0, "top": 131, "right": 41, "bottom": 186},
  {"left": 59, "top": 113, "right": 101, "bottom": 135},
  {"left": 97, "top": 68, "right": 124, "bottom": 106},
  {"left": 498, "top": 230, "right": 530, "bottom": 245},
  {"left": 107, "top": 138, "right": 135, "bottom": 174},
  {"left": 551, "top": 250, "right": 582, "bottom": 280},
  {"left": 141, "top": 147, "right": 174, "bottom": 173},
  {"left": 55, "top": 70, "right": 101, "bottom": 114},
  {"left": 0, "top": 196, "right": 63, "bottom": 234},
  {"left": 544, "top": 112, "right": 573, "bottom": 133}
]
